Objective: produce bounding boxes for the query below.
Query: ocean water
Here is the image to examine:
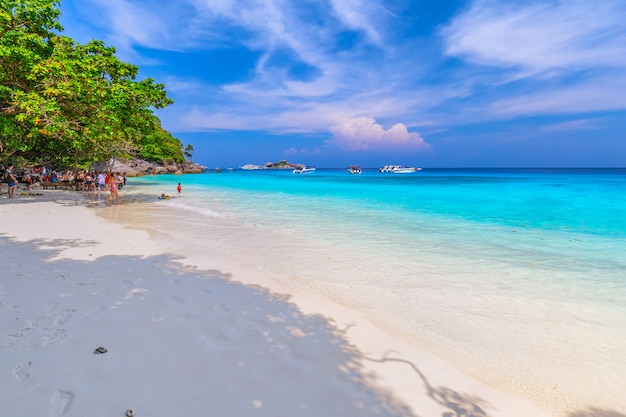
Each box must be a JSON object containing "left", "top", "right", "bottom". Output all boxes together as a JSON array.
[{"left": 126, "top": 168, "right": 626, "bottom": 414}]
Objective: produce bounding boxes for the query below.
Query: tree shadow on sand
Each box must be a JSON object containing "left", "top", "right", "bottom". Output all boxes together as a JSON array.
[
  {"left": 363, "top": 350, "right": 489, "bottom": 417},
  {"left": 1, "top": 234, "right": 542, "bottom": 417},
  {"left": 568, "top": 409, "right": 626, "bottom": 417}
]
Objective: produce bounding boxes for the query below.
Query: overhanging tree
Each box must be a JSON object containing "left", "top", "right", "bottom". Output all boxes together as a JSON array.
[{"left": 1, "top": 0, "right": 175, "bottom": 169}]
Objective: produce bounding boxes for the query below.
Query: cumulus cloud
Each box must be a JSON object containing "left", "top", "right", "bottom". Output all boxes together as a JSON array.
[{"left": 327, "top": 117, "right": 430, "bottom": 151}]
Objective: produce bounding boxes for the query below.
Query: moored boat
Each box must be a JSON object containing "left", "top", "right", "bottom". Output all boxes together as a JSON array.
[
  {"left": 348, "top": 165, "right": 362, "bottom": 175},
  {"left": 293, "top": 165, "right": 316, "bottom": 174},
  {"left": 378, "top": 165, "right": 421, "bottom": 173},
  {"left": 241, "top": 164, "right": 263, "bottom": 170}
]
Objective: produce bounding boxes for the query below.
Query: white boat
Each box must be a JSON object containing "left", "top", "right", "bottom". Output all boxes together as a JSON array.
[
  {"left": 241, "top": 164, "right": 263, "bottom": 170},
  {"left": 378, "top": 165, "right": 421, "bottom": 173},
  {"left": 348, "top": 165, "right": 362, "bottom": 175},
  {"left": 293, "top": 165, "right": 316, "bottom": 174},
  {"left": 392, "top": 166, "right": 421, "bottom": 173}
]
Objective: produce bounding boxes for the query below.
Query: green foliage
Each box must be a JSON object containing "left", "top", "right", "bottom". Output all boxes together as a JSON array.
[
  {"left": 139, "top": 118, "right": 185, "bottom": 164},
  {"left": 184, "top": 144, "right": 194, "bottom": 161},
  {"left": 0, "top": 0, "right": 185, "bottom": 169},
  {"left": 269, "top": 160, "right": 291, "bottom": 167}
]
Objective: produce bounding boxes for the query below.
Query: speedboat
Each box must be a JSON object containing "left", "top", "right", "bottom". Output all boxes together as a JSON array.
[
  {"left": 392, "top": 166, "right": 421, "bottom": 173},
  {"left": 378, "top": 165, "right": 421, "bottom": 173},
  {"left": 348, "top": 165, "right": 362, "bottom": 175},
  {"left": 293, "top": 165, "right": 316, "bottom": 174}
]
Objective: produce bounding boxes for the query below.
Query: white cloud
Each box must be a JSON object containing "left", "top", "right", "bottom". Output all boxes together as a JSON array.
[
  {"left": 87, "top": 0, "right": 173, "bottom": 47},
  {"left": 328, "top": 0, "right": 383, "bottom": 45},
  {"left": 442, "top": 0, "right": 626, "bottom": 78},
  {"left": 490, "top": 77, "right": 626, "bottom": 117},
  {"left": 327, "top": 117, "right": 430, "bottom": 151},
  {"left": 66, "top": 0, "right": 626, "bottom": 140},
  {"left": 64, "top": 0, "right": 433, "bottom": 133},
  {"left": 158, "top": 77, "right": 211, "bottom": 95},
  {"left": 167, "top": 93, "right": 438, "bottom": 137},
  {"left": 179, "top": 109, "right": 251, "bottom": 131},
  {"left": 283, "top": 147, "right": 322, "bottom": 155},
  {"left": 540, "top": 118, "right": 605, "bottom": 133},
  {"left": 283, "top": 147, "right": 299, "bottom": 155}
]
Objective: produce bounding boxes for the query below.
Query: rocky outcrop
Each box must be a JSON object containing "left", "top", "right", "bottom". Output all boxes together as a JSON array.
[
  {"left": 104, "top": 159, "right": 207, "bottom": 177},
  {"left": 241, "top": 160, "right": 302, "bottom": 170},
  {"left": 264, "top": 160, "right": 301, "bottom": 169}
]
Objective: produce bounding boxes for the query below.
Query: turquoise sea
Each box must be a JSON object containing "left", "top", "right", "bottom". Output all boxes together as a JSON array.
[{"left": 128, "top": 168, "right": 626, "bottom": 414}]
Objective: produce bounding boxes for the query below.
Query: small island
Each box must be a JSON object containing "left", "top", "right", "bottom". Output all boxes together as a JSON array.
[{"left": 241, "top": 160, "right": 306, "bottom": 170}]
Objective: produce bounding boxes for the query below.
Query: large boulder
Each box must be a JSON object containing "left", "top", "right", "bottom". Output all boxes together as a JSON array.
[{"left": 108, "top": 159, "right": 207, "bottom": 177}]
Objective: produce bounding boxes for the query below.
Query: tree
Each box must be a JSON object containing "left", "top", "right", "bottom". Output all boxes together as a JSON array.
[
  {"left": 138, "top": 118, "right": 185, "bottom": 164},
  {"left": 184, "top": 144, "right": 194, "bottom": 161},
  {"left": 1, "top": 0, "right": 176, "bottom": 170},
  {"left": 0, "top": 0, "right": 63, "bottom": 159}
]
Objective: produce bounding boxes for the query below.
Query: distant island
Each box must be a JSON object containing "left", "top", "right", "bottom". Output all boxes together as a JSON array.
[{"left": 241, "top": 160, "right": 307, "bottom": 170}]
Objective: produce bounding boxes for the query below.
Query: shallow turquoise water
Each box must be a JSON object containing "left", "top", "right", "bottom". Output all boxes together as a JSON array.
[
  {"left": 155, "top": 167, "right": 626, "bottom": 233},
  {"left": 130, "top": 168, "right": 626, "bottom": 413}
]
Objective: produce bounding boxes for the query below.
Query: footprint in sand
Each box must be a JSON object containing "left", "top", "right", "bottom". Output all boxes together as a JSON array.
[
  {"left": 53, "top": 309, "right": 75, "bottom": 326},
  {"left": 0, "top": 335, "right": 17, "bottom": 349},
  {"left": 0, "top": 328, "right": 33, "bottom": 349},
  {"left": 50, "top": 390, "right": 74, "bottom": 417},
  {"left": 13, "top": 361, "right": 31, "bottom": 381},
  {"left": 39, "top": 330, "right": 66, "bottom": 347},
  {"left": 29, "top": 315, "right": 44, "bottom": 327}
]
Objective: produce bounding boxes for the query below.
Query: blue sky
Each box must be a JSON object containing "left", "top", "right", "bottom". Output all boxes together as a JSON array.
[{"left": 58, "top": 0, "right": 626, "bottom": 168}]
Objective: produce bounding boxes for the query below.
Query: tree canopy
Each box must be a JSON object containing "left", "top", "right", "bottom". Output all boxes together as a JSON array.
[{"left": 0, "top": 0, "right": 186, "bottom": 170}]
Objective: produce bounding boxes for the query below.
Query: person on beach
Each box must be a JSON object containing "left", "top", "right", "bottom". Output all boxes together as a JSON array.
[
  {"left": 177, "top": 182, "right": 182, "bottom": 193},
  {"left": 23, "top": 172, "right": 33, "bottom": 189},
  {"left": 108, "top": 175, "right": 121, "bottom": 205},
  {"left": 96, "top": 172, "right": 106, "bottom": 191},
  {"left": 116, "top": 173, "right": 124, "bottom": 189},
  {"left": 75, "top": 170, "right": 85, "bottom": 191},
  {"left": 84, "top": 172, "right": 94, "bottom": 191},
  {"left": 5, "top": 164, "right": 18, "bottom": 198}
]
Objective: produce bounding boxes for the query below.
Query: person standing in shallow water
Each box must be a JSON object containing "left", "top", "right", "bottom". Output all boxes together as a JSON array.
[
  {"left": 109, "top": 175, "right": 121, "bottom": 205},
  {"left": 177, "top": 182, "right": 182, "bottom": 193}
]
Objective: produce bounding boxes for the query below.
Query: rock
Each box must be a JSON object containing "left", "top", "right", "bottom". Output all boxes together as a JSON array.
[{"left": 108, "top": 159, "right": 207, "bottom": 176}]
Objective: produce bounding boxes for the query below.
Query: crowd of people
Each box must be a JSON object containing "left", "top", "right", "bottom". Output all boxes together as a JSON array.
[
  {"left": 1, "top": 165, "right": 126, "bottom": 205},
  {"left": 38, "top": 169, "right": 127, "bottom": 192},
  {"left": 3, "top": 165, "right": 185, "bottom": 206}
]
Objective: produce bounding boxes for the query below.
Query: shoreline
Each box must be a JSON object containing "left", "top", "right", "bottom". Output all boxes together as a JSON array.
[{"left": 2, "top": 190, "right": 554, "bottom": 416}]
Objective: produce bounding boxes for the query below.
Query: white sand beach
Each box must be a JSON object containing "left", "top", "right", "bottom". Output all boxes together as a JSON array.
[{"left": 1, "top": 189, "right": 553, "bottom": 417}]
